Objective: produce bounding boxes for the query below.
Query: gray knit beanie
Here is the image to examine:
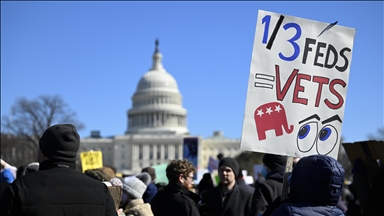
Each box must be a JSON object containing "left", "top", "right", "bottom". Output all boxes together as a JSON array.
[
  {"left": 122, "top": 177, "right": 147, "bottom": 199},
  {"left": 136, "top": 172, "right": 151, "bottom": 186}
]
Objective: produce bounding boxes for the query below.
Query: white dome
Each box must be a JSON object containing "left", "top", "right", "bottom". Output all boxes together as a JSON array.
[
  {"left": 126, "top": 40, "right": 188, "bottom": 135},
  {"left": 137, "top": 70, "right": 179, "bottom": 92}
]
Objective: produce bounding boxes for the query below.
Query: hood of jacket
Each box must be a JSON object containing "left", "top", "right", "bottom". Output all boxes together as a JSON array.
[{"left": 290, "top": 155, "right": 344, "bottom": 206}]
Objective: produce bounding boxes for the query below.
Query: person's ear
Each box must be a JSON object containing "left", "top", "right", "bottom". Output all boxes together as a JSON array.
[{"left": 178, "top": 174, "right": 185, "bottom": 183}]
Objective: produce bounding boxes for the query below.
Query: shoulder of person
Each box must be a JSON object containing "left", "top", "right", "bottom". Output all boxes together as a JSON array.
[
  {"left": 260, "top": 179, "right": 282, "bottom": 190},
  {"left": 237, "top": 185, "right": 254, "bottom": 197},
  {"left": 201, "top": 186, "right": 220, "bottom": 199},
  {"left": 269, "top": 203, "right": 293, "bottom": 216}
]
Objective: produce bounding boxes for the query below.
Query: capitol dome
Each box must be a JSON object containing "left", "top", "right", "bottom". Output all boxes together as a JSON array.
[
  {"left": 126, "top": 40, "right": 189, "bottom": 135},
  {"left": 136, "top": 67, "right": 179, "bottom": 93}
]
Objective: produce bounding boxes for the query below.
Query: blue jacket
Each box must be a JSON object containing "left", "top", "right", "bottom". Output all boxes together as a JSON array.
[
  {"left": 270, "top": 155, "right": 345, "bottom": 216},
  {"left": 143, "top": 182, "right": 158, "bottom": 203}
]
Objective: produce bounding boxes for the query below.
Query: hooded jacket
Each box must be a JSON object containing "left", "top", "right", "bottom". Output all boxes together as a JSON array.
[{"left": 270, "top": 155, "right": 345, "bottom": 216}]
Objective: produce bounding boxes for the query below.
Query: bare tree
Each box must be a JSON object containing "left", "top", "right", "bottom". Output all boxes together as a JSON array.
[
  {"left": 1, "top": 95, "right": 85, "bottom": 153},
  {"left": 235, "top": 151, "right": 264, "bottom": 178},
  {"left": 367, "top": 126, "right": 384, "bottom": 141}
]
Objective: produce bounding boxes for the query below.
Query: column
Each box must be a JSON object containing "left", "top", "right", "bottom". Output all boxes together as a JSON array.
[
  {"left": 169, "top": 145, "right": 175, "bottom": 159},
  {"left": 144, "top": 145, "right": 149, "bottom": 159},
  {"left": 132, "top": 145, "right": 138, "bottom": 159},
  {"left": 160, "top": 144, "right": 165, "bottom": 159},
  {"left": 179, "top": 144, "right": 183, "bottom": 159}
]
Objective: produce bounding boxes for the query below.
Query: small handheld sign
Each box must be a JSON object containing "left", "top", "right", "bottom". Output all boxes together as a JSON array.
[
  {"left": 80, "top": 150, "right": 103, "bottom": 172},
  {"left": 241, "top": 10, "right": 356, "bottom": 159}
]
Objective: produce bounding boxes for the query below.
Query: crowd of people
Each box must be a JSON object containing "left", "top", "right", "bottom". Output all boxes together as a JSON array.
[{"left": 0, "top": 123, "right": 383, "bottom": 216}]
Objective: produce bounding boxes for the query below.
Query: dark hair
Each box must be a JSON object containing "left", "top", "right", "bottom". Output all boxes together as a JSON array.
[
  {"left": 198, "top": 173, "right": 214, "bottom": 195},
  {"left": 166, "top": 159, "right": 196, "bottom": 183}
]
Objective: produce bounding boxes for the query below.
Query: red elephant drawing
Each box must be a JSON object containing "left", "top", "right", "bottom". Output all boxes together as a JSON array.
[{"left": 254, "top": 102, "right": 294, "bottom": 140}]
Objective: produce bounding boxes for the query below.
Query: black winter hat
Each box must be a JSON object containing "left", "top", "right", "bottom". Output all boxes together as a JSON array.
[
  {"left": 39, "top": 124, "right": 80, "bottom": 162},
  {"left": 218, "top": 157, "right": 240, "bottom": 178},
  {"left": 262, "top": 153, "right": 287, "bottom": 171}
]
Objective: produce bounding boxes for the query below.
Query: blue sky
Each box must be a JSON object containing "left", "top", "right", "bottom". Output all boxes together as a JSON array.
[{"left": 1, "top": 1, "right": 383, "bottom": 143}]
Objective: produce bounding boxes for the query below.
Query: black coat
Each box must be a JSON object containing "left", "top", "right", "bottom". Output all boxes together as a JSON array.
[
  {"left": 200, "top": 183, "right": 253, "bottom": 216},
  {"left": 236, "top": 179, "right": 255, "bottom": 194},
  {"left": 151, "top": 182, "right": 200, "bottom": 216},
  {"left": 250, "top": 166, "right": 285, "bottom": 216},
  {"left": 0, "top": 159, "right": 117, "bottom": 216}
]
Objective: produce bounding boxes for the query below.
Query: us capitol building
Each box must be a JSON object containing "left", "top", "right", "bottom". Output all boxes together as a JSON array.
[{"left": 80, "top": 40, "right": 243, "bottom": 174}]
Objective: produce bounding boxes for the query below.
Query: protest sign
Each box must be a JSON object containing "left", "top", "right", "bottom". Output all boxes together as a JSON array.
[
  {"left": 241, "top": 10, "right": 356, "bottom": 159},
  {"left": 207, "top": 156, "right": 219, "bottom": 173},
  {"left": 183, "top": 137, "right": 199, "bottom": 168},
  {"left": 80, "top": 150, "right": 103, "bottom": 172},
  {"left": 253, "top": 164, "right": 263, "bottom": 181},
  {"left": 343, "top": 140, "right": 383, "bottom": 184},
  {"left": 342, "top": 140, "right": 384, "bottom": 165},
  {"left": 152, "top": 163, "right": 168, "bottom": 184}
]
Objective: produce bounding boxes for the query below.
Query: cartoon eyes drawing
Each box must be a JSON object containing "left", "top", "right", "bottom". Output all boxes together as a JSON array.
[
  {"left": 317, "top": 125, "right": 338, "bottom": 155},
  {"left": 297, "top": 121, "right": 318, "bottom": 152},
  {"left": 296, "top": 114, "right": 341, "bottom": 155}
]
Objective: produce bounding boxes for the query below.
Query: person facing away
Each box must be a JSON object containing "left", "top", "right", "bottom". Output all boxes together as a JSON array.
[
  {"left": 198, "top": 172, "right": 214, "bottom": 197},
  {"left": 200, "top": 157, "right": 253, "bottom": 216},
  {"left": 0, "top": 124, "right": 117, "bottom": 216},
  {"left": 236, "top": 166, "right": 255, "bottom": 193},
  {"left": 151, "top": 159, "right": 200, "bottom": 216},
  {"left": 270, "top": 154, "right": 345, "bottom": 216},
  {"left": 121, "top": 173, "right": 154, "bottom": 216},
  {"left": 249, "top": 153, "right": 287, "bottom": 216},
  {"left": 141, "top": 166, "right": 158, "bottom": 203}
]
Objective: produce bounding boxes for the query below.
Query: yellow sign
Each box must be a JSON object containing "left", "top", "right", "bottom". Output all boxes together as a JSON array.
[{"left": 80, "top": 151, "right": 103, "bottom": 172}]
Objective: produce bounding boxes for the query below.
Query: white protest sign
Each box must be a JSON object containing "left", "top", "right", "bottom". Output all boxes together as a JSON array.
[{"left": 240, "top": 10, "right": 356, "bottom": 159}]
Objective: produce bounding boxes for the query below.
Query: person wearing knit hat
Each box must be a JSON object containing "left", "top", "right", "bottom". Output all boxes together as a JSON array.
[
  {"left": 249, "top": 153, "right": 287, "bottom": 216},
  {"left": 38, "top": 124, "right": 80, "bottom": 162},
  {"left": 218, "top": 157, "right": 240, "bottom": 178},
  {"left": 121, "top": 173, "right": 154, "bottom": 216},
  {"left": 262, "top": 154, "right": 288, "bottom": 171},
  {"left": 141, "top": 167, "right": 156, "bottom": 183},
  {"left": 200, "top": 157, "right": 253, "bottom": 216},
  {"left": 1, "top": 124, "right": 117, "bottom": 216},
  {"left": 140, "top": 167, "right": 158, "bottom": 204}
]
